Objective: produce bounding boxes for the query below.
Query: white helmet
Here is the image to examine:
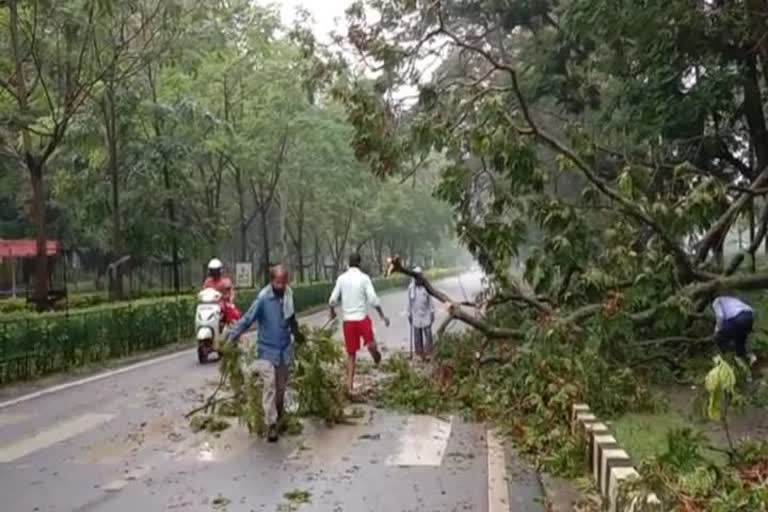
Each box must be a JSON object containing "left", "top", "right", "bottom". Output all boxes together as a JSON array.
[{"left": 208, "top": 258, "right": 223, "bottom": 271}]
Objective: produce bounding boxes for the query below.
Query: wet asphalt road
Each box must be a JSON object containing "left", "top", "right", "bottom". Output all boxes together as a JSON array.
[{"left": 0, "top": 273, "right": 544, "bottom": 512}]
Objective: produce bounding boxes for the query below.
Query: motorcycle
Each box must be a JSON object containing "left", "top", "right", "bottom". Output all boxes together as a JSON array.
[{"left": 195, "top": 288, "right": 239, "bottom": 364}]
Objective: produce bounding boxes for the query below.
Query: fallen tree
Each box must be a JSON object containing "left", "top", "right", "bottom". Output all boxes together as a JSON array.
[{"left": 335, "top": 0, "right": 768, "bottom": 364}]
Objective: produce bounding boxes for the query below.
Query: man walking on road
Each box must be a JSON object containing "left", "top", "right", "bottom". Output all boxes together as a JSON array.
[
  {"left": 408, "top": 267, "right": 435, "bottom": 361},
  {"left": 227, "top": 265, "right": 300, "bottom": 442},
  {"left": 329, "top": 253, "right": 390, "bottom": 395}
]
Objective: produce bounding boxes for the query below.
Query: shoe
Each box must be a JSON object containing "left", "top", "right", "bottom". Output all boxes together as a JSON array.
[
  {"left": 267, "top": 424, "right": 279, "bottom": 443},
  {"left": 370, "top": 346, "right": 382, "bottom": 365}
]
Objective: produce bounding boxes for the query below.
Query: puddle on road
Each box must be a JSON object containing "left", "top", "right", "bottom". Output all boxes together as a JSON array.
[
  {"left": 170, "top": 423, "right": 255, "bottom": 464},
  {"left": 78, "top": 436, "right": 138, "bottom": 464}
]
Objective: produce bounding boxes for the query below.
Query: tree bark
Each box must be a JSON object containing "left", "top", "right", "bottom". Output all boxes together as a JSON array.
[
  {"left": 104, "top": 81, "right": 125, "bottom": 299},
  {"left": 259, "top": 207, "right": 271, "bottom": 285},
  {"left": 29, "top": 162, "right": 49, "bottom": 305},
  {"left": 9, "top": 0, "right": 48, "bottom": 306},
  {"left": 163, "top": 160, "right": 181, "bottom": 292}
]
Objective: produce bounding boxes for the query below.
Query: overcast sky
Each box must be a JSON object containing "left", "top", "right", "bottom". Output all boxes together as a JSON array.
[{"left": 275, "top": 0, "right": 353, "bottom": 42}]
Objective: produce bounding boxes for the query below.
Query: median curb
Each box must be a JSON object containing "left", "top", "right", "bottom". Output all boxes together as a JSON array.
[{"left": 570, "top": 404, "right": 661, "bottom": 512}]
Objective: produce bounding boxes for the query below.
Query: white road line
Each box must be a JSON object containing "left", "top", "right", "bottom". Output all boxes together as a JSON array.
[
  {"left": 386, "top": 415, "right": 452, "bottom": 467},
  {"left": 0, "top": 350, "right": 195, "bottom": 411},
  {"left": 0, "top": 412, "right": 115, "bottom": 463},
  {"left": 487, "top": 428, "right": 511, "bottom": 512}
]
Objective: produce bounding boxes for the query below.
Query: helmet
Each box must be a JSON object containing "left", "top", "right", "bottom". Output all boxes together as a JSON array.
[
  {"left": 413, "top": 266, "right": 423, "bottom": 274},
  {"left": 208, "top": 258, "right": 223, "bottom": 271}
]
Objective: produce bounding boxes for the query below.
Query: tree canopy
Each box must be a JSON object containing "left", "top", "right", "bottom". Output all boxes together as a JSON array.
[
  {"left": 335, "top": 0, "right": 768, "bottom": 353},
  {"left": 0, "top": 0, "right": 455, "bottom": 302}
]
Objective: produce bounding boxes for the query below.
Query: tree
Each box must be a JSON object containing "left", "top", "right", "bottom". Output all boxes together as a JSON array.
[
  {"left": 0, "top": 0, "right": 167, "bottom": 305},
  {"left": 336, "top": 0, "right": 768, "bottom": 355}
]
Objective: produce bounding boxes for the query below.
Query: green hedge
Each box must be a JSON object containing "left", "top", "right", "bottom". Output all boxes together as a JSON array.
[
  {"left": 0, "top": 269, "right": 459, "bottom": 385},
  {"left": 0, "top": 287, "right": 200, "bottom": 314}
]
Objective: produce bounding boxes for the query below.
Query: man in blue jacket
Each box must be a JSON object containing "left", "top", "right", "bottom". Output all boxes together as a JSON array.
[{"left": 227, "top": 265, "right": 300, "bottom": 442}]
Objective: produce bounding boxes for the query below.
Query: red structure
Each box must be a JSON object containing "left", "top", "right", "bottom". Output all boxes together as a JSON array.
[
  {"left": 0, "top": 239, "right": 60, "bottom": 258},
  {"left": 0, "top": 239, "right": 60, "bottom": 298}
]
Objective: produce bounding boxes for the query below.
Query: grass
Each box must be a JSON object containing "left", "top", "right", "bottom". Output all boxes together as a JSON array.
[
  {"left": 612, "top": 412, "right": 692, "bottom": 463},
  {"left": 612, "top": 412, "right": 729, "bottom": 467}
]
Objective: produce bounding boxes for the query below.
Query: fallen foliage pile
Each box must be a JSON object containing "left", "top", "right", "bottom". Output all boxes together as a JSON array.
[
  {"left": 626, "top": 431, "right": 768, "bottom": 511},
  {"left": 379, "top": 331, "right": 768, "bottom": 509},
  {"left": 379, "top": 327, "right": 658, "bottom": 476},
  {"left": 187, "top": 326, "right": 347, "bottom": 436}
]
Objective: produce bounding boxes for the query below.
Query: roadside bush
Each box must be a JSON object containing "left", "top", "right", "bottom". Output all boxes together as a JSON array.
[{"left": 0, "top": 296, "right": 194, "bottom": 384}]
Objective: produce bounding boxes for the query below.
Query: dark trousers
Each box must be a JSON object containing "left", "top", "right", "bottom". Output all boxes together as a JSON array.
[
  {"left": 716, "top": 311, "right": 753, "bottom": 359},
  {"left": 413, "top": 327, "right": 433, "bottom": 357}
]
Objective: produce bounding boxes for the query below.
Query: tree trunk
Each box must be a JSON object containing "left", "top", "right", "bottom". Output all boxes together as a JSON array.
[
  {"left": 313, "top": 234, "right": 320, "bottom": 282},
  {"left": 259, "top": 208, "right": 271, "bottom": 285},
  {"left": 162, "top": 160, "right": 181, "bottom": 292},
  {"left": 750, "top": 200, "right": 757, "bottom": 272},
  {"left": 10, "top": 0, "right": 47, "bottom": 307},
  {"left": 296, "top": 197, "right": 305, "bottom": 282},
  {"left": 30, "top": 162, "right": 49, "bottom": 306},
  {"left": 105, "top": 83, "right": 125, "bottom": 299},
  {"left": 715, "top": 235, "right": 725, "bottom": 271}
]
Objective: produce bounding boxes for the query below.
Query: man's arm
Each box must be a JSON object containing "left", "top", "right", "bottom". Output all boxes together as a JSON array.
[
  {"left": 227, "top": 295, "right": 262, "bottom": 342},
  {"left": 428, "top": 293, "right": 435, "bottom": 324},
  {"left": 407, "top": 284, "right": 413, "bottom": 323},
  {"left": 366, "top": 277, "right": 390, "bottom": 327},
  {"left": 712, "top": 298, "right": 723, "bottom": 334},
  {"left": 328, "top": 278, "right": 341, "bottom": 319}
]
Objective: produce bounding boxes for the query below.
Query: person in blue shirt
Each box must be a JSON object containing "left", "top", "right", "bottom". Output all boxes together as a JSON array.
[
  {"left": 227, "top": 265, "right": 300, "bottom": 442},
  {"left": 712, "top": 295, "right": 754, "bottom": 363}
]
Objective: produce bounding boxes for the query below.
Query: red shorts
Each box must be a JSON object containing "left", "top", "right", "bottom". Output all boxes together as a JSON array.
[{"left": 343, "top": 317, "right": 374, "bottom": 355}]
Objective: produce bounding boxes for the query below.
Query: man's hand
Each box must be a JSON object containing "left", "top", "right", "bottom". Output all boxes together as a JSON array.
[
  {"left": 295, "top": 330, "right": 307, "bottom": 346},
  {"left": 329, "top": 307, "right": 337, "bottom": 321},
  {"left": 408, "top": 315, "right": 412, "bottom": 325},
  {"left": 383, "top": 315, "right": 391, "bottom": 328}
]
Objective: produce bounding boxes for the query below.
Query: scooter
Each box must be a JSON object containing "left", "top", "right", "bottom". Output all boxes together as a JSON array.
[{"left": 195, "top": 288, "right": 226, "bottom": 364}]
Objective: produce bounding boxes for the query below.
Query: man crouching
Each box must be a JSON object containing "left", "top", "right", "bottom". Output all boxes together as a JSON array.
[{"left": 227, "top": 265, "right": 299, "bottom": 442}]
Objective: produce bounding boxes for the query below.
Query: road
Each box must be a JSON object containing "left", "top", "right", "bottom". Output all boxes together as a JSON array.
[{"left": 0, "top": 273, "right": 543, "bottom": 512}]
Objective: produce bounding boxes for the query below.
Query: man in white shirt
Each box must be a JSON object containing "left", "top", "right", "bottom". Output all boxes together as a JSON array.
[
  {"left": 712, "top": 295, "right": 754, "bottom": 362},
  {"left": 329, "top": 253, "right": 390, "bottom": 394}
]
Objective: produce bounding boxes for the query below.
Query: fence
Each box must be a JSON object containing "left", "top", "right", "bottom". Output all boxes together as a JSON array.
[{"left": 0, "top": 271, "right": 458, "bottom": 385}]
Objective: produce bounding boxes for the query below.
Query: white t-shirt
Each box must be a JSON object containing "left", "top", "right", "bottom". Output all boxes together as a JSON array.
[{"left": 328, "top": 267, "right": 381, "bottom": 322}]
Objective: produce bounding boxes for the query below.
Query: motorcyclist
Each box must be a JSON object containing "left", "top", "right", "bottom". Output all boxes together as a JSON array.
[{"left": 201, "top": 258, "right": 240, "bottom": 323}]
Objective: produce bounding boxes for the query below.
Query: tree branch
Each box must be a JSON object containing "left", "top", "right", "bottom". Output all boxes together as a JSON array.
[
  {"left": 435, "top": 20, "right": 695, "bottom": 281},
  {"left": 385, "top": 256, "right": 524, "bottom": 339}
]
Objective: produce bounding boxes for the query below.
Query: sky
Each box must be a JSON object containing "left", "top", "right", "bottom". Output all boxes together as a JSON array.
[{"left": 275, "top": 0, "right": 353, "bottom": 43}]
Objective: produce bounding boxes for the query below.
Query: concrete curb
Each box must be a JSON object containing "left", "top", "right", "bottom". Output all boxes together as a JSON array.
[{"left": 571, "top": 404, "right": 662, "bottom": 512}]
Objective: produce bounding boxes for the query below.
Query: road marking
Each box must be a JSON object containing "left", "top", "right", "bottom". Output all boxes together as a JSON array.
[
  {"left": 0, "top": 350, "right": 196, "bottom": 411},
  {"left": 0, "top": 412, "right": 29, "bottom": 428},
  {"left": 0, "top": 413, "right": 115, "bottom": 463},
  {"left": 487, "top": 428, "right": 510, "bottom": 512},
  {"left": 386, "top": 415, "right": 452, "bottom": 467}
]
